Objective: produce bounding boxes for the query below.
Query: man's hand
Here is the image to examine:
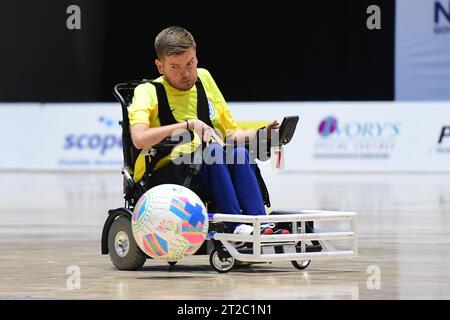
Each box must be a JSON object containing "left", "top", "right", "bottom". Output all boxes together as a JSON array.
[
  {"left": 264, "top": 119, "right": 281, "bottom": 139},
  {"left": 188, "top": 119, "right": 224, "bottom": 146},
  {"left": 266, "top": 119, "right": 280, "bottom": 134},
  {"left": 228, "top": 119, "right": 281, "bottom": 144}
]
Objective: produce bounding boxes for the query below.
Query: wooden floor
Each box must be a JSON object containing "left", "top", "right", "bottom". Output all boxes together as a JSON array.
[{"left": 1, "top": 171, "right": 450, "bottom": 299}]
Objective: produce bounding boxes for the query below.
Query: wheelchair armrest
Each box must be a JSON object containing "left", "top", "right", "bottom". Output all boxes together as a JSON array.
[{"left": 152, "top": 130, "right": 195, "bottom": 148}]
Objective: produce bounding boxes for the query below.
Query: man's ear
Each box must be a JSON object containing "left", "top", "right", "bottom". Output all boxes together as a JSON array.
[{"left": 155, "top": 59, "right": 164, "bottom": 75}]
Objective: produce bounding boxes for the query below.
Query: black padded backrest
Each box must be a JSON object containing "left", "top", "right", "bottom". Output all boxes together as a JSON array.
[{"left": 113, "top": 80, "right": 152, "bottom": 169}]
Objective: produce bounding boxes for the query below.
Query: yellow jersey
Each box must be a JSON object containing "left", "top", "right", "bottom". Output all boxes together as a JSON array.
[{"left": 128, "top": 68, "right": 238, "bottom": 181}]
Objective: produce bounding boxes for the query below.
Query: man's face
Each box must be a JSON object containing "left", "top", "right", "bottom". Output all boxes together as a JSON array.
[{"left": 155, "top": 48, "right": 198, "bottom": 91}]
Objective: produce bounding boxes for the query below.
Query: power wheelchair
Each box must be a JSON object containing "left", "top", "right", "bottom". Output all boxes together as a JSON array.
[{"left": 101, "top": 80, "right": 358, "bottom": 273}]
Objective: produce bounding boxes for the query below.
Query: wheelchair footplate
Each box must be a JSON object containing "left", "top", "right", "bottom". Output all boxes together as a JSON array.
[{"left": 207, "top": 210, "right": 358, "bottom": 273}]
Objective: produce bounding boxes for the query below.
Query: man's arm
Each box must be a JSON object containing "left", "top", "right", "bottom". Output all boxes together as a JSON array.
[
  {"left": 227, "top": 120, "right": 280, "bottom": 144},
  {"left": 130, "top": 122, "right": 187, "bottom": 149},
  {"left": 131, "top": 119, "right": 224, "bottom": 149},
  {"left": 228, "top": 128, "right": 257, "bottom": 144}
]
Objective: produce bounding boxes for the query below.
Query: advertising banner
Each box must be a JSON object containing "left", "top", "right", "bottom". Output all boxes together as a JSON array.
[
  {"left": 396, "top": 0, "right": 450, "bottom": 100},
  {"left": 1, "top": 102, "right": 449, "bottom": 172}
]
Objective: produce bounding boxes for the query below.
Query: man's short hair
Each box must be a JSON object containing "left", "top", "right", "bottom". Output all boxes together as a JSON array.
[{"left": 155, "top": 26, "right": 196, "bottom": 59}]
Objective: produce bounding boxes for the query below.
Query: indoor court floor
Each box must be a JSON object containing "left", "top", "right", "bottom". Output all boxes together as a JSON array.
[{"left": 1, "top": 170, "right": 449, "bottom": 300}]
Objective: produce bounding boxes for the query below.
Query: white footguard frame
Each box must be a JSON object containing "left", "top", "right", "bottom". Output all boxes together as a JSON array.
[{"left": 210, "top": 210, "right": 358, "bottom": 263}]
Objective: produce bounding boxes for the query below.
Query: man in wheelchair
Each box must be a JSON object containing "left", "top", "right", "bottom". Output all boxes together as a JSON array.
[{"left": 127, "top": 26, "right": 288, "bottom": 236}]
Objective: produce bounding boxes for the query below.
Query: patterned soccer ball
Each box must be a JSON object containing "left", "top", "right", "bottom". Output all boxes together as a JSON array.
[{"left": 131, "top": 184, "right": 208, "bottom": 261}]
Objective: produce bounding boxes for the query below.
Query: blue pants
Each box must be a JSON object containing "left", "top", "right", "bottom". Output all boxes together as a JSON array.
[{"left": 198, "top": 144, "right": 266, "bottom": 220}]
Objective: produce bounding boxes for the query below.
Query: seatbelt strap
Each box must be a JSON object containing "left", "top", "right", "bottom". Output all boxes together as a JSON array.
[
  {"left": 151, "top": 81, "right": 177, "bottom": 126},
  {"left": 195, "top": 79, "right": 214, "bottom": 128},
  {"left": 144, "top": 78, "right": 212, "bottom": 178},
  {"left": 151, "top": 79, "right": 213, "bottom": 127}
]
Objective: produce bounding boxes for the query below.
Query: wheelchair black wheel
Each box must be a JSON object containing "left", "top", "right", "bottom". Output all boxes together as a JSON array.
[
  {"left": 291, "top": 260, "right": 311, "bottom": 270},
  {"left": 209, "top": 248, "right": 235, "bottom": 273},
  {"left": 108, "top": 215, "right": 146, "bottom": 271}
]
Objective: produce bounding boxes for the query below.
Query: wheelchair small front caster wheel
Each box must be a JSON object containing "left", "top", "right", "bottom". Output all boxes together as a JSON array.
[
  {"left": 291, "top": 260, "right": 311, "bottom": 270},
  {"left": 209, "top": 248, "right": 235, "bottom": 273}
]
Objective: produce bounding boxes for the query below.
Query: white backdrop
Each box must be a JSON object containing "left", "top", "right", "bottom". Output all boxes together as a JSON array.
[
  {"left": 1, "top": 102, "right": 449, "bottom": 172},
  {"left": 396, "top": 0, "right": 450, "bottom": 100},
  {"left": 0, "top": 103, "right": 123, "bottom": 170},
  {"left": 231, "top": 101, "right": 450, "bottom": 172}
]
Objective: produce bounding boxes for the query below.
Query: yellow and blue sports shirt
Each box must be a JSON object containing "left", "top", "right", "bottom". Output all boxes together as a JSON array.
[{"left": 128, "top": 68, "right": 238, "bottom": 182}]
